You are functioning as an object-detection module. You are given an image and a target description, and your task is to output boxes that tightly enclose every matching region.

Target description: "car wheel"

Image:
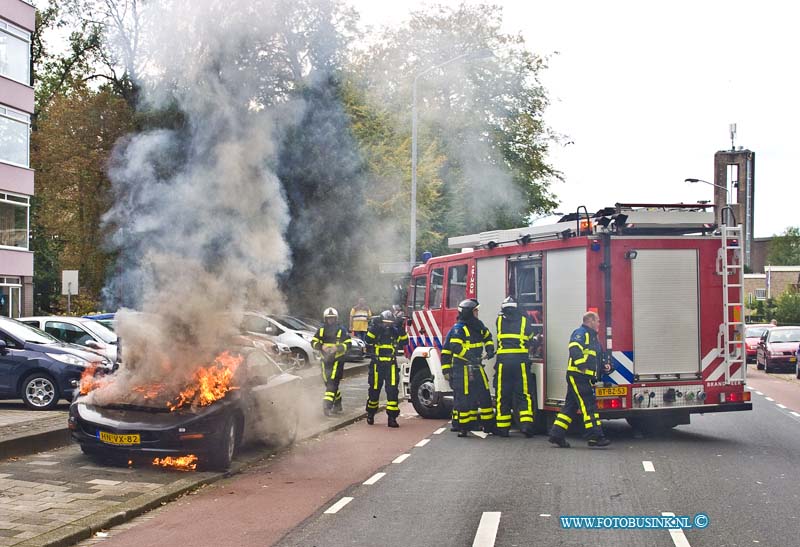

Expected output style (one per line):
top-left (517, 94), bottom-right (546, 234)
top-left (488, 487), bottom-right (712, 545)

top-left (796, 362), bottom-right (799, 380)
top-left (208, 417), bottom-right (237, 471)
top-left (756, 356), bottom-right (764, 371)
top-left (410, 368), bottom-right (450, 419)
top-left (289, 349), bottom-right (310, 369)
top-left (764, 357), bottom-right (771, 374)
top-left (21, 373), bottom-right (60, 410)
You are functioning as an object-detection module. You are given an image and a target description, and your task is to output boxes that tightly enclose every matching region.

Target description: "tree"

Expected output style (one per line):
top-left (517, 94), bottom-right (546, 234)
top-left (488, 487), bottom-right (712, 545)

top-left (774, 291), bottom-right (800, 325)
top-left (767, 226), bottom-right (800, 266)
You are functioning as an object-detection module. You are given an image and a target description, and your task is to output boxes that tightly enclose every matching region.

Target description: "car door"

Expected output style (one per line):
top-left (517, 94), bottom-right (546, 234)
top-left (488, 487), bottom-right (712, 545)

top-left (757, 331), bottom-right (768, 365)
top-left (241, 350), bottom-right (301, 446)
top-left (0, 330), bottom-right (28, 396)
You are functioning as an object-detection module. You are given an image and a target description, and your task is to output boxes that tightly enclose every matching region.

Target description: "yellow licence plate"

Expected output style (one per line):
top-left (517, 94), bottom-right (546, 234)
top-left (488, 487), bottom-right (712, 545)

top-left (98, 431), bottom-right (140, 445)
top-left (791, 356), bottom-right (797, 363)
top-left (596, 386), bottom-right (628, 397)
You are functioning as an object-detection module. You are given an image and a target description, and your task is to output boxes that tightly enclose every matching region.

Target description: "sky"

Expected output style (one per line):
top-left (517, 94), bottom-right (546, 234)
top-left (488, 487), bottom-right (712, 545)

top-left (352, 0), bottom-right (799, 237)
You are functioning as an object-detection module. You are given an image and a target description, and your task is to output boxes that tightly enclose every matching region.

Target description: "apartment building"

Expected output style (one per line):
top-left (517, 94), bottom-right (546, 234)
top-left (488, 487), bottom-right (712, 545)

top-left (0, 0), bottom-right (34, 317)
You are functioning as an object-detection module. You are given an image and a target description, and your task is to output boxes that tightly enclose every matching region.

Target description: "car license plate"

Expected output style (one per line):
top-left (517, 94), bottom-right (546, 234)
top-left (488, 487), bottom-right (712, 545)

top-left (596, 386), bottom-right (627, 397)
top-left (791, 356), bottom-right (797, 363)
top-left (98, 431), bottom-right (140, 445)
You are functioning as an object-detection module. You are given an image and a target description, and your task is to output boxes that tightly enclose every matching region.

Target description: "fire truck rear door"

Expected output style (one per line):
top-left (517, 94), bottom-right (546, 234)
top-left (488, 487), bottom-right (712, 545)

top-left (545, 247), bottom-right (587, 403)
top-left (631, 249), bottom-right (700, 377)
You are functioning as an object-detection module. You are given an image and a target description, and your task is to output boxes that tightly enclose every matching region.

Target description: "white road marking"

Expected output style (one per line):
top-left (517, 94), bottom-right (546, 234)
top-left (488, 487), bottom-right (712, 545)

top-left (324, 497), bottom-right (353, 514)
top-left (776, 403), bottom-right (787, 409)
top-left (471, 431), bottom-right (488, 439)
top-left (539, 514), bottom-right (551, 517)
top-left (755, 391), bottom-right (763, 395)
top-left (662, 512), bottom-right (691, 547)
top-left (363, 472), bottom-right (386, 485)
top-left (642, 461), bottom-right (655, 472)
top-left (791, 411), bottom-right (800, 418)
top-left (765, 397), bottom-right (774, 402)
top-left (433, 427), bottom-right (447, 435)
top-left (415, 439), bottom-right (430, 447)
top-left (472, 512), bottom-right (501, 547)
top-left (392, 453), bottom-right (410, 464)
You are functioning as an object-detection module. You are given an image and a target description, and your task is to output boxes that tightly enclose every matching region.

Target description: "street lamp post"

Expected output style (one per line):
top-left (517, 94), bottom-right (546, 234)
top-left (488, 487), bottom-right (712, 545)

top-left (685, 177), bottom-right (733, 226)
top-left (410, 50), bottom-right (491, 267)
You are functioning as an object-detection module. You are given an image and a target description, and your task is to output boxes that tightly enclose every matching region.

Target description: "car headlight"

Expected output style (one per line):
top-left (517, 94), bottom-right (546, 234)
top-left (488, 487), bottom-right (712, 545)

top-left (46, 353), bottom-right (89, 367)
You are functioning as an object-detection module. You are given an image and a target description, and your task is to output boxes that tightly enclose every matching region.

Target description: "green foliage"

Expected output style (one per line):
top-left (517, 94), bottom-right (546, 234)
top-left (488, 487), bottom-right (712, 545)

top-left (774, 292), bottom-right (800, 325)
top-left (767, 226), bottom-right (800, 266)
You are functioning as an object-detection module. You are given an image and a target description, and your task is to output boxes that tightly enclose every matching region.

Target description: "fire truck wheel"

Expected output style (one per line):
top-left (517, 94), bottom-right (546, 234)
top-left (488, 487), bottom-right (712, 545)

top-left (208, 417), bottom-right (238, 471)
top-left (626, 416), bottom-right (680, 434)
top-left (410, 369), bottom-right (450, 419)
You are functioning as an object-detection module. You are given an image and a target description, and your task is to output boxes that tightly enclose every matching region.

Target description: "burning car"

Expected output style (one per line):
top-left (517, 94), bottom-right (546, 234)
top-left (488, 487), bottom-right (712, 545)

top-left (69, 345), bottom-right (301, 470)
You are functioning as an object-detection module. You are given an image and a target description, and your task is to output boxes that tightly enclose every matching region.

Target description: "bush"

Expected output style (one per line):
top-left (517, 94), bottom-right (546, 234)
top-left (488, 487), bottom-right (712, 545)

top-left (774, 292), bottom-right (800, 325)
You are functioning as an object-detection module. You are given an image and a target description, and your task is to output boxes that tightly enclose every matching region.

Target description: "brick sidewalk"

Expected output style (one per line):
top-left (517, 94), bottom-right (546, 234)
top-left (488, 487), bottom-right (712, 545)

top-left (0, 368), bottom-right (378, 547)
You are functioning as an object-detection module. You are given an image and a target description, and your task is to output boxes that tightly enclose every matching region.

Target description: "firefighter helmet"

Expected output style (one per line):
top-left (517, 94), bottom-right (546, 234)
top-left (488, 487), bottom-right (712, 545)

top-left (457, 299), bottom-right (479, 321)
top-left (380, 310), bottom-right (395, 324)
top-left (323, 307), bottom-right (338, 320)
top-left (501, 296), bottom-right (517, 310)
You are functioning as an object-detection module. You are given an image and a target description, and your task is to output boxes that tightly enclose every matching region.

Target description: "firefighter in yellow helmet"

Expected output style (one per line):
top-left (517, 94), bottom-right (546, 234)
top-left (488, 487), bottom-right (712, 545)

top-left (311, 307), bottom-right (352, 417)
top-left (548, 311), bottom-right (611, 448)
top-left (441, 299), bottom-right (495, 437)
top-left (364, 310), bottom-right (408, 427)
top-left (494, 296), bottom-right (537, 437)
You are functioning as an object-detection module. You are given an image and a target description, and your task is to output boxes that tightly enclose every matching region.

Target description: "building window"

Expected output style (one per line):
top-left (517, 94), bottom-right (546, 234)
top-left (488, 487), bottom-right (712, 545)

top-left (755, 288), bottom-right (766, 301)
top-left (0, 21), bottom-right (31, 85)
top-left (0, 192), bottom-right (29, 250)
top-left (0, 105), bottom-right (30, 167)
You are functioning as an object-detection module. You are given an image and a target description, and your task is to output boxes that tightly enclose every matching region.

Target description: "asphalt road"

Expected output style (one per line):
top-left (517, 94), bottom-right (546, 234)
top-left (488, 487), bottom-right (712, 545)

top-left (75, 370), bottom-right (800, 547)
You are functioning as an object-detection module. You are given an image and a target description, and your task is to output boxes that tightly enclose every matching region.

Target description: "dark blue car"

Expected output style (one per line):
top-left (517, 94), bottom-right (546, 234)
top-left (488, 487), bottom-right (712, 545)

top-left (0, 316), bottom-right (112, 410)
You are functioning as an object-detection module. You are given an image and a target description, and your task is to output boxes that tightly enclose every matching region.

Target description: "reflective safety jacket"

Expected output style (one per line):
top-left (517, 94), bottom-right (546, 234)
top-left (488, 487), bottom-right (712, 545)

top-left (312, 324), bottom-right (351, 360)
top-left (495, 310), bottom-right (535, 356)
top-left (441, 320), bottom-right (495, 373)
top-left (567, 324), bottom-right (603, 378)
top-left (365, 322), bottom-right (408, 363)
top-left (350, 306), bottom-right (372, 332)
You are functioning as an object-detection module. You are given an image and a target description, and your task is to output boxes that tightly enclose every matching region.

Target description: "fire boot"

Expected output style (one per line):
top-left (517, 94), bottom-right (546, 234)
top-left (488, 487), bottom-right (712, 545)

top-left (457, 430), bottom-right (469, 438)
top-left (522, 426), bottom-right (536, 438)
top-left (588, 436), bottom-right (611, 447)
top-left (387, 416), bottom-right (399, 428)
top-left (366, 412), bottom-right (375, 425)
top-left (334, 399), bottom-right (343, 413)
top-left (494, 428), bottom-right (510, 438)
top-left (548, 435), bottom-right (570, 448)
top-left (323, 402), bottom-right (332, 417)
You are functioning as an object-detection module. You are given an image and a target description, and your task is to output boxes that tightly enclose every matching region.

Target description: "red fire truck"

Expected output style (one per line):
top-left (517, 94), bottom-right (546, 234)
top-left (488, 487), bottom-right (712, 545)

top-left (399, 203), bottom-right (752, 432)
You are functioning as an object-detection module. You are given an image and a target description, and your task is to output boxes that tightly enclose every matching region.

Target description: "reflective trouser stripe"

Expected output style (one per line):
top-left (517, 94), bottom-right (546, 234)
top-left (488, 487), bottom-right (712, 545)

top-left (373, 363), bottom-right (379, 390)
top-left (495, 363), bottom-right (504, 422)
top-left (386, 402), bottom-right (400, 411)
top-left (463, 366), bottom-right (469, 395)
top-left (479, 407), bottom-right (493, 422)
top-left (391, 365), bottom-right (396, 385)
top-left (332, 360), bottom-right (339, 379)
top-left (553, 419), bottom-right (570, 430)
top-left (568, 375), bottom-right (595, 429)
top-left (520, 362), bottom-right (533, 422)
top-left (479, 366), bottom-right (490, 390)
top-left (367, 401), bottom-right (379, 409)
top-left (324, 391), bottom-right (335, 402)
top-left (321, 363), bottom-right (328, 382)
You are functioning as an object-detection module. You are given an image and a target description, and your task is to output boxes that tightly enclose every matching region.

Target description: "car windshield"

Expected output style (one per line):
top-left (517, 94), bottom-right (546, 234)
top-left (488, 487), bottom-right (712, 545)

top-left (79, 319), bottom-right (117, 344)
top-left (746, 327), bottom-right (769, 338)
top-left (0, 317), bottom-right (60, 344)
top-left (769, 329), bottom-right (800, 343)
top-left (271, 315), bottom-right (312, 331)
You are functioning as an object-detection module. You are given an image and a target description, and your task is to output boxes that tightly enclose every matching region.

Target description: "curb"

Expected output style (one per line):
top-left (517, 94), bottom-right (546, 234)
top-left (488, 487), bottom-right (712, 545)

top-left (0, 426), bottom-right (70, 462)
top-left (18, 410), bottom-right (372, 547)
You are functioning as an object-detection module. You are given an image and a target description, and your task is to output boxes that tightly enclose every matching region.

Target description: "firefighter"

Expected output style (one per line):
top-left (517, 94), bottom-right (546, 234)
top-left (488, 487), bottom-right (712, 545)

top-left (349, 297), bottom-right (372, 341)
top-left (441, 299), bottom-right (495, 437)
top-left (311, 308), bottom-right (351, 417)
top-left (364, 310), bottom-right (408, 427)
top-left (548, 311), bottom-right (611, 448)
top-left (494, 297), bottom-right (536, 437)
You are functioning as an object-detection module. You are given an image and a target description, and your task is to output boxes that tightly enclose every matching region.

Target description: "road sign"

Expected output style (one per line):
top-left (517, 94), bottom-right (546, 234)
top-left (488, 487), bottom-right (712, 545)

top-left (61, 270), bottom-right (79, 296)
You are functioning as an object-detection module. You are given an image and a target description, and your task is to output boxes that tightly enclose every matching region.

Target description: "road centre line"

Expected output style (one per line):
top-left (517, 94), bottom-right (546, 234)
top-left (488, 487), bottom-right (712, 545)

top-left (765, 397), bottom-right (775, 401)
top-left (642, 461), bottom-right (655, 472)
top-left (324, 497), bottom-right (353, 514)
top-left (415, 439), bottom-right (430, 447)
top-left (791, 411), bottom-right (800, 418)
top-left (363, 473), bottom-right (386, 485)
top-left (755, 391), bottom-right (763, 395)
top-left (392, 453), bottom-right (410, 464)
top-left (776, 403), bottom-right (787, 409)
top-left (433, 427), bottom-right (446, 434)
top-left (472, 512), bottom-right (501, 547)
top-left (661, 512), bottom-right (691, 547)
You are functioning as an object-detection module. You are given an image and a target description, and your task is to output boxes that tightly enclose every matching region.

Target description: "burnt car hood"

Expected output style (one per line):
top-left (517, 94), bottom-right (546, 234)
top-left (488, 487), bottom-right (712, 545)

top-left (73, 396), bottom-right (238, 430)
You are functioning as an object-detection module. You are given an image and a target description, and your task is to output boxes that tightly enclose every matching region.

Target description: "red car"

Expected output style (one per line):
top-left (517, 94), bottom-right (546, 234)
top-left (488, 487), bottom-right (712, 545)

top-left (756, 326), bottom-right (800, 373)
top-left (745, 324), bottom-right (774, 363)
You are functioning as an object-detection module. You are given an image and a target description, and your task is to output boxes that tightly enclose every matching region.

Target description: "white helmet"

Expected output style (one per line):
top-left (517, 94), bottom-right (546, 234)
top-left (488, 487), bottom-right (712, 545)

top-left (323, 307), bottom-right (338, 320)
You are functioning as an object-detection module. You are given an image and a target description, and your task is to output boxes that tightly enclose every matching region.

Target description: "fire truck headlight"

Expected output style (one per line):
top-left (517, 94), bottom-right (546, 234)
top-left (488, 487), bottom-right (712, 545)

top-left (697, 391), bottom-right (706, 401)
top-left (635, 393), bottom-right (645, 404)
top-left (685, 391), bottom-right (695, 401)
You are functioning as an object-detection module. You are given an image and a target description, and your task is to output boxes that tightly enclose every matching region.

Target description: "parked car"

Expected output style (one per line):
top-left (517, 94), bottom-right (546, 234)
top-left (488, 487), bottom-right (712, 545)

top-left (83, 313), bottom-right (116, 332)
top-left (69, 344), bottom-right (301, 470)
top-left (20, 316), bottom-right (118, 364)
top-left (239, 312), bottom-right (319, 369)
top-left (745, 323), bottom-right (774, 363)
top-left (756, 326), bottom-right (800, 373)
top-left (0, 316), bottom-right (112, 410)
top-left (270, 314), bottom-right (366, 362)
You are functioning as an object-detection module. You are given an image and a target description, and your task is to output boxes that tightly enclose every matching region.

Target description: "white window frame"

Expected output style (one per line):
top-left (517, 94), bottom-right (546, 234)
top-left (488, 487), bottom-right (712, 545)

top-left (755, 288), bottom-right (766, 301)
top-left (0, 191), bottom-right (30, 251)
top-left (0, 104), bottom-right (30, 168)
top-left (0, 19), bottom-right (31, 85)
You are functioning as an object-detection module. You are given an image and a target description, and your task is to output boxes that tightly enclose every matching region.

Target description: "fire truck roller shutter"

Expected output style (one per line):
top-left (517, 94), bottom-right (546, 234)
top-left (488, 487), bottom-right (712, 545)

top-left (476, 255), bottom-right (505, 392)
top-left (632, 249), bottom-right (700, 376)
top-left (545, 247), bottom-right (587, 407)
